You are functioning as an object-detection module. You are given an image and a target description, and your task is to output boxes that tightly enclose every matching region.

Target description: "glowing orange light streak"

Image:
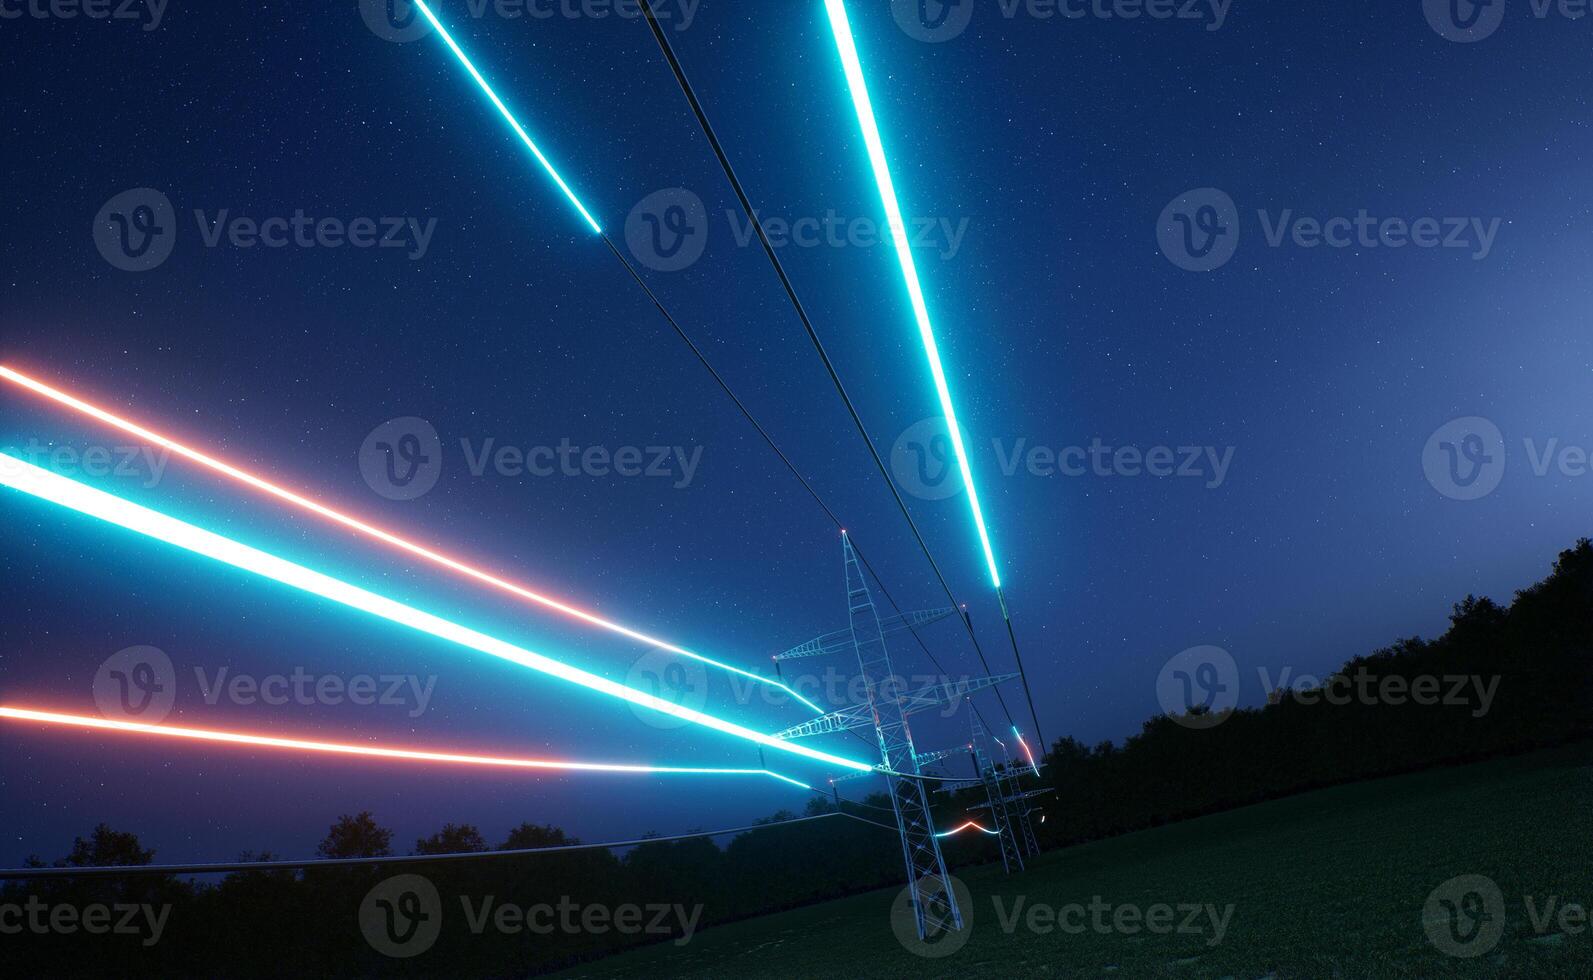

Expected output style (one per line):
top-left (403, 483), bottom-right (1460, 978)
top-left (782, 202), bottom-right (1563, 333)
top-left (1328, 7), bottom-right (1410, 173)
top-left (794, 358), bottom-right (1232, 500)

top-left (0, 706), bottom-right (812, 788)
top-left (0, 364), bottom-right (818, 712)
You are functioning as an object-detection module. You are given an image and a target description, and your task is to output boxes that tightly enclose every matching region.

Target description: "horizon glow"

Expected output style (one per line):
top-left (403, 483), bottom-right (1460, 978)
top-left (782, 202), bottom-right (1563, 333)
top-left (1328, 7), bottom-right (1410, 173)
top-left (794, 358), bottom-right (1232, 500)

top-left (410, 0), bottom-right (602, 234)
top-left (0, 455), bottom-right (872, 773)
top-left (0, 706), bottom-right (812, 789)
top-left (823, 0), bottom-right (1002, 589)
top-left (0, 365), bottom-right (820, 714)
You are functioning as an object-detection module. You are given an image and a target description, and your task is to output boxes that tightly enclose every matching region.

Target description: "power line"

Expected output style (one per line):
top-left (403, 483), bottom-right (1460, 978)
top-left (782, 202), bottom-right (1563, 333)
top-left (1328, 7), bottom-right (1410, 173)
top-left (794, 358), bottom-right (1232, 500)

top-left (602, 232), bottom-right (1001, 744)
top-left (635, 0), bottom-right (1027, 737)
top-left (0, 812), bottom-right (895, 880)
top-left (409, 0), bottom-right (1025, 754)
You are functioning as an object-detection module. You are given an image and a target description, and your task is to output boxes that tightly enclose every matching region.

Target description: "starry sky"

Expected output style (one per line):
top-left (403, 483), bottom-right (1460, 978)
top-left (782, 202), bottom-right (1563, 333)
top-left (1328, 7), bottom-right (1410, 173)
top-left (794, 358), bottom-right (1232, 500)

top-left (2, 0), bottom-right (1591, 866)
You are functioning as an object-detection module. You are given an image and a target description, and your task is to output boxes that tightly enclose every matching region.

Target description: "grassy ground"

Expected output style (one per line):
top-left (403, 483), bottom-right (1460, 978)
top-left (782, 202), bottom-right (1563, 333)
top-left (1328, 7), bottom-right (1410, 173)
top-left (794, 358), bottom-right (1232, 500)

top-left (553, 744), bottom-right (1592, 978)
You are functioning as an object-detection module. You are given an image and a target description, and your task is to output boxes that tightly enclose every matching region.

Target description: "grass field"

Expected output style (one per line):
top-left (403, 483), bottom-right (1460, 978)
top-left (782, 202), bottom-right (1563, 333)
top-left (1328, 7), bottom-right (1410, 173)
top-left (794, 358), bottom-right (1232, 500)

top-left (555, 744), bottom-right (1592, 978)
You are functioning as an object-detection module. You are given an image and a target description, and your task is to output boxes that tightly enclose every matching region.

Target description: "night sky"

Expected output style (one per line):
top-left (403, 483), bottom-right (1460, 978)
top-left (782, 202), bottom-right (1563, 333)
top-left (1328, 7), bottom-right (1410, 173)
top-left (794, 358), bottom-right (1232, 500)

top-left (3, 0), bottom-right (1591, 866)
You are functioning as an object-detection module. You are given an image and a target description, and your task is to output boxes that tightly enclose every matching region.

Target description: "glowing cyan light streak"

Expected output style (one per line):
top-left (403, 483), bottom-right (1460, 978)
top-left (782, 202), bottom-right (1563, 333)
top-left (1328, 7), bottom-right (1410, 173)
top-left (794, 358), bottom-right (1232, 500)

top-left (410, 0), bottom-right (601, 234)
top-left (935, 820), bottom-right (999, 839)
top-left (0, 365), bottom-right (820, 714)
top-left (0, 707), bottom-right (811, 789)
top-left (1013, 726), bottom-right (1041, 777)
top-left (823, 0), bottom-right (1002, 589)
top-left (0, 456), bottom-right (872, 773)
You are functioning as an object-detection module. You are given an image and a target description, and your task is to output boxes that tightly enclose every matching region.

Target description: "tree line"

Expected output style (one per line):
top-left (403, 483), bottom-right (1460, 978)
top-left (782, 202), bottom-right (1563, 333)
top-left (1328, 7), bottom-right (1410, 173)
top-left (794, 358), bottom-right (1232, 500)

top-left (4, 540), bottom-right (1590, 976)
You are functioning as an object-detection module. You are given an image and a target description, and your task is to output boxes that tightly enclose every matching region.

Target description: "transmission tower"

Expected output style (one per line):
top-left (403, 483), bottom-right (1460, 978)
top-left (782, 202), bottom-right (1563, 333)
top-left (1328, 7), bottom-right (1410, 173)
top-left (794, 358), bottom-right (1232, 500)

top-left (969, 714), bottom-right (1025, 873)
top-left (992, 737), bottom-right (1042, 859)
top-left (840, 532), bottom-right (960, 939)
top-left (769, 534), bottom-right (1028, 938)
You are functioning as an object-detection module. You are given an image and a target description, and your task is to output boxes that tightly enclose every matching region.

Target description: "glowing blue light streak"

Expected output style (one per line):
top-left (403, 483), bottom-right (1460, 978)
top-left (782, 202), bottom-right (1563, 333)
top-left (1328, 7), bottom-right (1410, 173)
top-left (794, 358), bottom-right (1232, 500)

top-left (823, 0), bottom-right (1002, 589)
top-left (0, 455), bottom-right (870, 773)
top-left (411, 0), bottom-right (602, 234)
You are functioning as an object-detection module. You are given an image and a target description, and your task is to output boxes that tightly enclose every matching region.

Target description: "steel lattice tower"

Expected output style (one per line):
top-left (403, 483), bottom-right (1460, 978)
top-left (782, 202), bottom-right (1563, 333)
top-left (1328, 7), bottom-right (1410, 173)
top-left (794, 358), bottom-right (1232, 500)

top-left (970, 714), bottom-right (1025, 874)
top-left (842, 532), bottom-right (962, 940)
top-left (995, 740), bottom-right (1042, 859)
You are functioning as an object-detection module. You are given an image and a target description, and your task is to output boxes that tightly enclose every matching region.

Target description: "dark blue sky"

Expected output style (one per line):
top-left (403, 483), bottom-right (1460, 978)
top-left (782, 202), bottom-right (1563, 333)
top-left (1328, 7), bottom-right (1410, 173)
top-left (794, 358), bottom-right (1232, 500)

top-left (2, 0), bottom-right (1590, 865)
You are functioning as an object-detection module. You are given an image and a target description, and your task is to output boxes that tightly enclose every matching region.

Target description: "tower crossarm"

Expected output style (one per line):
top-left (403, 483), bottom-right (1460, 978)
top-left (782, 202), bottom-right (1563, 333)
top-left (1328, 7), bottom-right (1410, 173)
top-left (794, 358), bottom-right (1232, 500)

top-left (771, 673), bottom-right (1019, 740)
top-left (772, 607), bottom-right (958, 662)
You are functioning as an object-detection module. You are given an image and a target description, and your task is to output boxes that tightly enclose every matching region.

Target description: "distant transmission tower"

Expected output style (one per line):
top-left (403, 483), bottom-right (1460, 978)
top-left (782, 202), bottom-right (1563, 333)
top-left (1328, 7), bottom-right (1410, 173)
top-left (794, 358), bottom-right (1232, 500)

top-left (969, 714), bottom-right (1025, 873)
top-left (770, 534), bottom-right (1020, 940)
top-left (992, 736), bottom-right (1043, 859)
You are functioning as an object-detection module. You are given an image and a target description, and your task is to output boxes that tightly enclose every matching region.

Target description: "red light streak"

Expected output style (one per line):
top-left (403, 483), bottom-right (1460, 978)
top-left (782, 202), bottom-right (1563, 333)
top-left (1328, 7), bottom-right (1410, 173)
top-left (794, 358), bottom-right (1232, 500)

top-left (0, 706), bottom-right (811, 787)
